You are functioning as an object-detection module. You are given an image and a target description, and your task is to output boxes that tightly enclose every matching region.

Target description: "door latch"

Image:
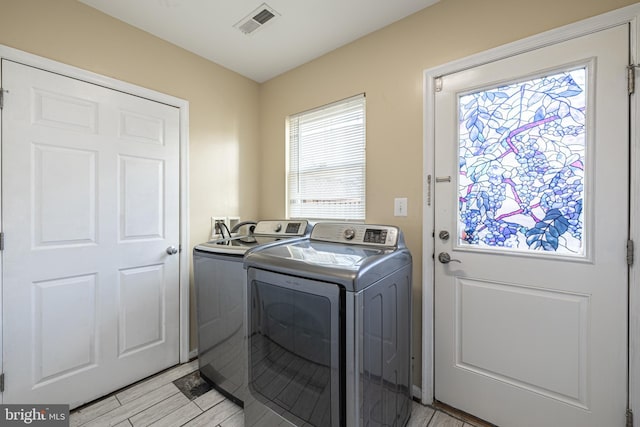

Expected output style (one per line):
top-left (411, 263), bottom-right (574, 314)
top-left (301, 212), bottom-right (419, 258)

top-left (438, 252), bottom-right (461, 264)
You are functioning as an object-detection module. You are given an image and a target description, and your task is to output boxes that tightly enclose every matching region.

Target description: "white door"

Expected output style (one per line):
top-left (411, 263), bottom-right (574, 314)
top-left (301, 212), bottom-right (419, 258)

top-left (1, 60), bottom-right (180, 408)
top-left (434, 25), bottom-right (628, 426)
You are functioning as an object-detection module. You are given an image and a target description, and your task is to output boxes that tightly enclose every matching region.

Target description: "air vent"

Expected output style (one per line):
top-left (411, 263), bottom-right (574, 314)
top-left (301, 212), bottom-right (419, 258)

top-left (234, 3), bottom-right (279, 35)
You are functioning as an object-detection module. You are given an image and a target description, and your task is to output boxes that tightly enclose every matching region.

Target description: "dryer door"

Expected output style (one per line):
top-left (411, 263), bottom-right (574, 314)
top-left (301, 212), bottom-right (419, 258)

top-left (246, 268), bottom-right (343, 427)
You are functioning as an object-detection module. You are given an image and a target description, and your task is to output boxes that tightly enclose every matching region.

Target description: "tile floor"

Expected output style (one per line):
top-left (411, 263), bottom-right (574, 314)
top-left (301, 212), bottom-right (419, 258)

top-left (70, 360), bottom-right (491, 427)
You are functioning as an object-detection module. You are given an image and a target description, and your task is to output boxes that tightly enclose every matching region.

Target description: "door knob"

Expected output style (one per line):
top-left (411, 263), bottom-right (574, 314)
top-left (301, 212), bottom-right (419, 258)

top-left (438, 252), bottom-right (461, 264)
top-left (166, 246), bottom-right (178, 255)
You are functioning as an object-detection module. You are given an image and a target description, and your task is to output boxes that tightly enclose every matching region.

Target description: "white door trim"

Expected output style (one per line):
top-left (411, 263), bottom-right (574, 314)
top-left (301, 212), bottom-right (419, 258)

top-left (423, 2), bottom-right (640, 423)
top-left (0, 45), bottom-right (192, 376)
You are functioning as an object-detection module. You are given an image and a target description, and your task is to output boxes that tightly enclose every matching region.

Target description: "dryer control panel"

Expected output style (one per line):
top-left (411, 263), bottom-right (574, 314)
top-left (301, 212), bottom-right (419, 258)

top-left (310, 223), bottom-right (400, 247)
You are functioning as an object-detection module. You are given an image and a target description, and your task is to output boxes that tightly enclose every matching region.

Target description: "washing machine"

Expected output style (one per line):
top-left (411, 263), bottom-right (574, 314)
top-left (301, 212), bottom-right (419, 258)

top-left (243, 222), bottom-right (412, 426)
top-left (193, 219), bottom-right (310, 405)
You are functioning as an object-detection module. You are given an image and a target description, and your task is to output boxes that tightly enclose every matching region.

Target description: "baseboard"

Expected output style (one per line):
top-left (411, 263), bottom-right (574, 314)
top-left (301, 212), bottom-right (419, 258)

top-left (188, 349), bottom-right (198, 360)
top-left (412, 385), bottom-right (422, 401)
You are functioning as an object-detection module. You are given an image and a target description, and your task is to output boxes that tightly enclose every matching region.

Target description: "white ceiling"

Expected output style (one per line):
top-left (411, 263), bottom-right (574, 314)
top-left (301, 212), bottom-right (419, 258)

top-left (79, 0), bottom-right (439, 83)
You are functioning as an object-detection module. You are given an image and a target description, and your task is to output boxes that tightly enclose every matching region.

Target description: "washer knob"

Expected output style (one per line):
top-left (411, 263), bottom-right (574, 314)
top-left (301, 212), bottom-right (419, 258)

top-left (274, 223), bottom-right (282, 232)
top-left (344, 228), bottom-right (356, 240)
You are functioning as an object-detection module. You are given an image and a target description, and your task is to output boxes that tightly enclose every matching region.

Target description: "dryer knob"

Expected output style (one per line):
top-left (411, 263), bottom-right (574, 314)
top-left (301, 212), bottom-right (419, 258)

top-left (344, 228), bottom-right (356, 240)
top-left (274, 223), bottom-right (282, 232)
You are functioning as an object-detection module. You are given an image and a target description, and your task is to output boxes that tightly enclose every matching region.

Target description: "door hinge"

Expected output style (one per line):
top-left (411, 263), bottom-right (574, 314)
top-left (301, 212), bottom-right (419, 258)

top-left (628, 239), bottom-right (634, 266)
top-left (0, 373), bottom-right (4, 392)
top-left (435, 77), bottom-right (443, 92)
top-left (0, 88), bottom-right (10, 109)
top-left (629, 65), bottom-right (639, 95)
top-left (0, 232), bottom-right (5, 251)
top-left (627, 408), bottom-right (633, 427)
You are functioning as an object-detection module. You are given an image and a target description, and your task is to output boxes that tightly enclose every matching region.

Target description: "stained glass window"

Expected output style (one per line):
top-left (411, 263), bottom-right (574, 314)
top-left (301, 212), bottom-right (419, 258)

top-left (458, 68), bottom-right (586, 254)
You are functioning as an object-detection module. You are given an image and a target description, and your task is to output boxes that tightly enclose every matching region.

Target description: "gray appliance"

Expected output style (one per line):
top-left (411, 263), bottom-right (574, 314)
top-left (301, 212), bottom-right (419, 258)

top-left (193, 220), bottom-right (310, 405)
top-left (243, 222), bottom-right (412, 426)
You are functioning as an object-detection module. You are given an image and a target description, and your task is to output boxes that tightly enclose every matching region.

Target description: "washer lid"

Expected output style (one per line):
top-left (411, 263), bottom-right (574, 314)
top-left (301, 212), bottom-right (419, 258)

top-left (194, 234), bottom-right (310, 255)
top-left (195, 219), bottom-right (311, 254)
top-left (194, 236), bottom-right (257, 254)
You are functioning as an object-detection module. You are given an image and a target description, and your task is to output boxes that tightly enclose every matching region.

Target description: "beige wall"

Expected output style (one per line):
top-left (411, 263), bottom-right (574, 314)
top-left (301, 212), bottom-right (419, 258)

top-left (1, 0), bottom-right (637, 392)
top-left (0, 0), bottom-right (261, 349)
top-left (258, 0), bottom-right (638, 387)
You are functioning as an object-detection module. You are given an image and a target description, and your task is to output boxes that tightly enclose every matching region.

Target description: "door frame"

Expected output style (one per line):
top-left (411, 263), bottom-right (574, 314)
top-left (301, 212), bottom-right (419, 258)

top-left (422, 2), bottom-right (640, 423)
top-left (0, 45), bottom-right (192, 381)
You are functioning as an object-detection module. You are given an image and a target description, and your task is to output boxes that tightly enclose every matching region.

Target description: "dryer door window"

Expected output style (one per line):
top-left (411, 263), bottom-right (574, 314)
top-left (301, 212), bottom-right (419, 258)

top-left (247, 268), bottom-right (342, 427)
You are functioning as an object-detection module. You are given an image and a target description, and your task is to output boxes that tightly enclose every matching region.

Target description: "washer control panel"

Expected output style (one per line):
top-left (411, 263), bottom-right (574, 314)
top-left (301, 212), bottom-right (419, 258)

top-left (253, 220), bottom-right (309, 236)
top-left (311, 223), bottom-right (399, 247)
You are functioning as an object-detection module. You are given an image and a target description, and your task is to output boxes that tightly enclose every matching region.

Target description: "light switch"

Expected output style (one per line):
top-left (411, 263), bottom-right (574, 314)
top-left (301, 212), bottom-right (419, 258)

top-left (394, 198), bottom-right (408, 217)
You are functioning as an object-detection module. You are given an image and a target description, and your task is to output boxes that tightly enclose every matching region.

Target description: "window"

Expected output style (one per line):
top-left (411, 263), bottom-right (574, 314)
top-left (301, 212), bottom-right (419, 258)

top-left (458, 68), bottom-right (586, 254)
top-left (287, 94), bottom-right (366, 220)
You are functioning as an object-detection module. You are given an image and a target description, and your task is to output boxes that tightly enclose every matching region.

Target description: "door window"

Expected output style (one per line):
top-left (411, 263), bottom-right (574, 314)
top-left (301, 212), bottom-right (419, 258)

top-left (458, 67), bottom-right (587, 255)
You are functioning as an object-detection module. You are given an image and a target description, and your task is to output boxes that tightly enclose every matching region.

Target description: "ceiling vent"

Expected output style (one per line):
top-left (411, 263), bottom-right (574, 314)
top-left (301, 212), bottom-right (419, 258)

top-left (234, 3), bottom-right (279, 35)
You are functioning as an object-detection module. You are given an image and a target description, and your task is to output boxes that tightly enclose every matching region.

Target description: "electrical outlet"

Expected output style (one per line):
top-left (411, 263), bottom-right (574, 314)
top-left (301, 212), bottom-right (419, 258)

top-left (394, 198), bottom-right (408, 217)
top-left (228, 216), bottom-right (241, 233)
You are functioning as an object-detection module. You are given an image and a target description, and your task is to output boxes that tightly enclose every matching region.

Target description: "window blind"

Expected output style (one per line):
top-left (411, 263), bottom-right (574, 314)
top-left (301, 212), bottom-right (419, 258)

top-left (288, 94), bottom-right (366, 220)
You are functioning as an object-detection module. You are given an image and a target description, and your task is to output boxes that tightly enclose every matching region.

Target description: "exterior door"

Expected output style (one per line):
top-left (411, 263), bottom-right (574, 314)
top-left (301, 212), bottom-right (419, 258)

top-left (1, 60), bottom-right (180, 408)
top-left (434, 25), bottom-right (629, 426)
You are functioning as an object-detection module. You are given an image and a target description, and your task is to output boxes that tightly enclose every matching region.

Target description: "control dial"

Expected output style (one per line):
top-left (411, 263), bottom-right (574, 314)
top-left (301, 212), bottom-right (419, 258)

top-left (343, 228), bottom-right (356, 240)
top-left (273, 223), bottom-right (282, 232)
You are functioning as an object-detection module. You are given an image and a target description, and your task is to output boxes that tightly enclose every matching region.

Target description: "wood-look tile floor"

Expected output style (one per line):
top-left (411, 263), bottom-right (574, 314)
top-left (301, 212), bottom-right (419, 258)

top-left (70, 360), bottom-right (492, 427)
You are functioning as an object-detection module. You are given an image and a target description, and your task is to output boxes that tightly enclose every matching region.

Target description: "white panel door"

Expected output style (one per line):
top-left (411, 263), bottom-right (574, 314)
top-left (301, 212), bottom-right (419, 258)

top-left (434, 26), bottom-right (628, 426)
top-left (1, 60), bottom-right (180, 408)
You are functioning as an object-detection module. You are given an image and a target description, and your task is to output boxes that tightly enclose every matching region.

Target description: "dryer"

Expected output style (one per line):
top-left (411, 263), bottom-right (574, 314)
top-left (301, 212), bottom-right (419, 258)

top-left (243, 222), bottom-right (412, 426)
